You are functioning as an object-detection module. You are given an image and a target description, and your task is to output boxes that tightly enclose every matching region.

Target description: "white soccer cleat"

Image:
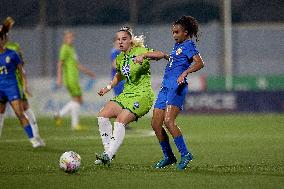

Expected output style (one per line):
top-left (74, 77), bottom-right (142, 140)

top-left (30, 137), bottom-right (46, 148)
top-left (36, 136), bottom-right (46, 147)
top-left (94, 159), bottom-right (103, 165)
top-left (30, 137), bottom-right (41, 148)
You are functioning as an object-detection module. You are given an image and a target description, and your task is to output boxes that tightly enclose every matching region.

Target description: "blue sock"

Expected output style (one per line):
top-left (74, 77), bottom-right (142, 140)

top-left (24, 124), bottom-right (34, 138)
top-left (159, 141), bottom-right (175, 159)
top-left (174, 135), bottom-right (189, 157)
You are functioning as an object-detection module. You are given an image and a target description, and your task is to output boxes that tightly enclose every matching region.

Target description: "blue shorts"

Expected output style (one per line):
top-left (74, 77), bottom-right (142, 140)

top-left (154, 83), bottom-right (188, 110)
top-left (0, 84), bottom-right (22, 103)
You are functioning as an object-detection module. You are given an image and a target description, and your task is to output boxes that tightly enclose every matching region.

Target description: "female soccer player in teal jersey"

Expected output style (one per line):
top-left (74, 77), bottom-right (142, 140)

top-left (55, 31), bottom-right (96, 130)
top-left (0, 17), bottom-right (44, 148)
top-left (135, 16), bottom-right (205, 170)
top-left (95, 26), bottom-right (166, 165)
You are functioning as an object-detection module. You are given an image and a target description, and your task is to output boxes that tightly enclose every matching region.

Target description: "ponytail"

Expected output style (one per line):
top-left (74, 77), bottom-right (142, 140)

top-left (132, 35), bottom-right (145, 48)
top-left (119, 26), bottom-right (146, 48)
top-left (0, 17), bottom-right (14, 39)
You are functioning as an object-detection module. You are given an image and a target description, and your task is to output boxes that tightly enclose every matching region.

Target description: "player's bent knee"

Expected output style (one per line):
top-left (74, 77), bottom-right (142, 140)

top-left (97, 107), bottom-right (108, 117)
top-left (17, 113), bottom-right (28, 121)
top-left (114, 118), bottom-right (126, 125)
top-left (17, 113), bottom-right (25, 119)
top-left (151, 123), bottom-right (161, 131)
top-left (97, 111), bottom-right (111, 118)
top-left (164, 118), bottom-right (175, 128)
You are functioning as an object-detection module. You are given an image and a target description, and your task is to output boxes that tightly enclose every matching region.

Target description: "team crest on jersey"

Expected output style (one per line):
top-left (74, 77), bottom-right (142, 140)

top-left (122, 64), bottom-right (130, 81)
top-left (175, 48), bottom-right (182, 55)
top-left (5, 56), bottom-right (11, 64)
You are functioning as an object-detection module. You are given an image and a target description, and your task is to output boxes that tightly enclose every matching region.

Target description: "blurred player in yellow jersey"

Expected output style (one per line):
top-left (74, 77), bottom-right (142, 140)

top-left (55, 31), bottom-right (96, 130)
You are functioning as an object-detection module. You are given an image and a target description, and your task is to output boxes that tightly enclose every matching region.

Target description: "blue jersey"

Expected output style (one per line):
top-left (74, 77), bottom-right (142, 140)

top-left (110, 48), bottom-right (121, 77)
top-left (0, 49), bottom-right (21, 87)
top-left (162, 40), bottom-right (199, 88)
top-left (110, 48), bottom-right (121, 62)
top-left (110, 48), bottom-right (124, 96)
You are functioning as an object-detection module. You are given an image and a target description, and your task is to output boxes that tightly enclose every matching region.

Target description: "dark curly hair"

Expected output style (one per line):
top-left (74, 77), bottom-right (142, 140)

top-left (173, 15), bottom-right (199, 41)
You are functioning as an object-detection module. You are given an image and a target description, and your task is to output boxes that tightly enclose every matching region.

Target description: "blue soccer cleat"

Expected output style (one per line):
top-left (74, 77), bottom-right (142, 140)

top-left (154, 156), bottom-right (177, 169)
top-left (177, 153), bottom-right (193, 170)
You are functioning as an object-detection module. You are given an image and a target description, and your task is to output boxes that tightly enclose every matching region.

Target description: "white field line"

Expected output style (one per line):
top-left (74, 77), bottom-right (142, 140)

top-left (0, 130), bottom-right (156, 143)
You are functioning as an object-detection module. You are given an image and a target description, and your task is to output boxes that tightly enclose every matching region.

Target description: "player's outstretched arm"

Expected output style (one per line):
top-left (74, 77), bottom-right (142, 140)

top-left (98, 72), bottom-right (123, 96)
top-left (78, 63), bottom-right (96, 79)
top-left (134, 51), bottom-right (168, 64)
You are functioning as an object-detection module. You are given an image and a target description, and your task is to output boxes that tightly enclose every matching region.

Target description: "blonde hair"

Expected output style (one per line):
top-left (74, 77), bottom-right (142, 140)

top-left (119, 26), bottom-right (145, 48)
top-left (64, 30), bottom-right (73, 37)
top-left (132, 35), bottom-right (145, 48)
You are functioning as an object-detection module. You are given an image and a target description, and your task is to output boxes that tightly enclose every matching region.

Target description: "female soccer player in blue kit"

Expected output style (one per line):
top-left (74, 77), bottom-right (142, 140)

top-left (135, 16), bottom-right (204, 170)
top-left (0, 17), bottom-right (43, 148)
top-left (0, 17), bottom-right (45, 147)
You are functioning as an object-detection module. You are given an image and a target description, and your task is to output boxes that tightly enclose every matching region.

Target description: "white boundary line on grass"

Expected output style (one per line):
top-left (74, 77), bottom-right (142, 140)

top-left (0, 130), bottom-right (156, 143)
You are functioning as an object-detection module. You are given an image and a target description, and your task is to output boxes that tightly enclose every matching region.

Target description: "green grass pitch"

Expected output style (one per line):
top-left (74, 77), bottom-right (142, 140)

top-left (0, 114), bottom-right (283, 189)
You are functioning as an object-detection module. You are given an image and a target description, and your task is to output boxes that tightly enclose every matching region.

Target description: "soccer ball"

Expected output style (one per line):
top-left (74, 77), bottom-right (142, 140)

top-left (59, 151), bottom-right (81, 173)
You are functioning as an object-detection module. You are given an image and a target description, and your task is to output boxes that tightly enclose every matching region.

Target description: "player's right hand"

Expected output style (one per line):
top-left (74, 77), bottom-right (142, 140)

top-left (98, 87), bottom-right (109, 96)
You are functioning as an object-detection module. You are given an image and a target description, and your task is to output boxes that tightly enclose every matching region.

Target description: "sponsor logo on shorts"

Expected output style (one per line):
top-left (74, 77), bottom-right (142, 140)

top-left (133, 102), bottom-right (139, 110)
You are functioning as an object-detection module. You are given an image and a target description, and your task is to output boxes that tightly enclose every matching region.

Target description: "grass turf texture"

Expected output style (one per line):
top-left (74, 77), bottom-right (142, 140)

top-left (0, 114), bottom-right (283, 189)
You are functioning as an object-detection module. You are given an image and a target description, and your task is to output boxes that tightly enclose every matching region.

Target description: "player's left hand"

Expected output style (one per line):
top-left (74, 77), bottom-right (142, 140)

top-left (24, 86), bottom-right (32, 97)
top-left (134, 55), bottom-right (144, 64)
top-left (177, 73), bottom-right (187, 85)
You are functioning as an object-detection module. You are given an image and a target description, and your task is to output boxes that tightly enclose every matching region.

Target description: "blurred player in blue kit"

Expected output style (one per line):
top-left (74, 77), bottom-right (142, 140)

top-left (135, 16), bottom-right (205, 170)
top-left (0, 17), bottom-right (45, 148)
top-left (110, 37), bottom-right (124, 96)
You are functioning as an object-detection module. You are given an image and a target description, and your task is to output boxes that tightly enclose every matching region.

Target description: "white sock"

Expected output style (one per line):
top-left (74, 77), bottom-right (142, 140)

top-left (97, 117), bottom-right (113, 152)
top-left (106, 122), bottom-right (125, 159)
top-left (71, 101), bottom-right (80, 128)
top-left (0, 113), bottom-right (4, 137)
top-left (59, 101), bottom-right (74, 117)
top-left (25, 108), bottom-right (40, 138)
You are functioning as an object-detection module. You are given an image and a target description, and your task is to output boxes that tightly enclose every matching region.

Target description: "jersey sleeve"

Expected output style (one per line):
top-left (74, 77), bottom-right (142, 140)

top-left (59, 45), bottom-right (68, 61)
top-left (110, 48), bottom-right (121, 62)
top-left (145, 47), bottom-right (154, 53)
top-left (13, 51), bottom-right (21, 66)
top-left (184, 42), bottom-right (199, 59)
